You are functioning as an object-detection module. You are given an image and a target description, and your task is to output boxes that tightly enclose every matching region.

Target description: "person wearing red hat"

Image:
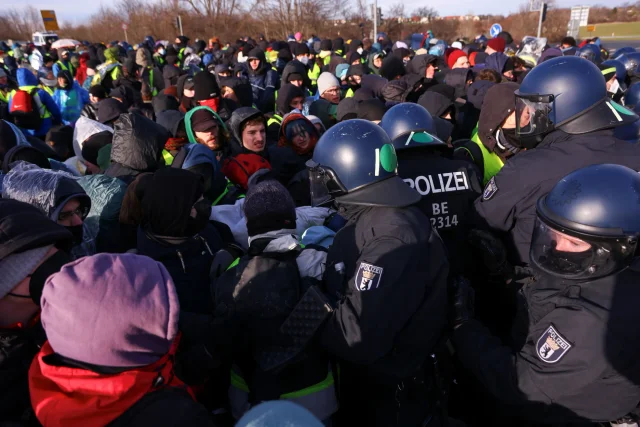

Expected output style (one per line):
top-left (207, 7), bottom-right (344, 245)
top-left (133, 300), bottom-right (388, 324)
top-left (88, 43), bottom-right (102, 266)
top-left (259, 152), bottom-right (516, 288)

top-left (448, 49), bottom-right (470, 70)
top-left (485, 37), bottom-right (506, 55)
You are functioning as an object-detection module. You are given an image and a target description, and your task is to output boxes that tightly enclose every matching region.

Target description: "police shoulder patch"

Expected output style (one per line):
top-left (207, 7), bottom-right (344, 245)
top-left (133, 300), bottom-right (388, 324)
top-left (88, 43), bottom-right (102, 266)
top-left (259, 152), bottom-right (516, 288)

top-left (355, 262), bottom-right (384, 292)
top-left (482, 176), bottom-right (498, 201)
top-left (536, 324), bottom-right (572, 364)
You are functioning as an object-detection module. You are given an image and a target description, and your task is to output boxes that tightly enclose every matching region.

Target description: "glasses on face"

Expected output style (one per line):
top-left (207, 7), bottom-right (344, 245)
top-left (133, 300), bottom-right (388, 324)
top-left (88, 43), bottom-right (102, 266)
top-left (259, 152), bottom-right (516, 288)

top-left (58, 206), bottom-right (89, 222)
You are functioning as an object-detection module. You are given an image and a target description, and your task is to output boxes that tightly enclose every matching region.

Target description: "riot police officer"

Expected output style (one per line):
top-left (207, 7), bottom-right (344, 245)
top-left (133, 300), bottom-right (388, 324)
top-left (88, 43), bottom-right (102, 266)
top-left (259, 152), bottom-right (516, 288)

top-left (308, 119), bottom-right (450, 426)
top-left (452, 164), bottom-right (640, 424)
top-left (380, 103), bottom-right (482, 274)
top-left (474, 56), bottom-right (640, 265)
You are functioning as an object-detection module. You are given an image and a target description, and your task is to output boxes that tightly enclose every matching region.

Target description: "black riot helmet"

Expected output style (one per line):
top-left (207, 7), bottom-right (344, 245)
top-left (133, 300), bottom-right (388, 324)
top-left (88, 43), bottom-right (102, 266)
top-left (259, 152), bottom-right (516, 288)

top-left (514, 56), bottom-right (639, 147)
top-left (617, 52), bottom-right (640, 74)
top-left (625, 82), bottom-right (640, 108)
top-left (306, 119), bottom-right (420, 208)
top-left (531, 164), bottom-right (640, 280)
top-left (379, 103), bottom-right (446, 151)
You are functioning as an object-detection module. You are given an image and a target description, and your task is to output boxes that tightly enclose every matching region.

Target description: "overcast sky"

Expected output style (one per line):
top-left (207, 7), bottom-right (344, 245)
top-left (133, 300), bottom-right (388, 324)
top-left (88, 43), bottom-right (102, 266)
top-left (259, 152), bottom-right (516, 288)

top-left (8, 0), bottom-right (628, 27)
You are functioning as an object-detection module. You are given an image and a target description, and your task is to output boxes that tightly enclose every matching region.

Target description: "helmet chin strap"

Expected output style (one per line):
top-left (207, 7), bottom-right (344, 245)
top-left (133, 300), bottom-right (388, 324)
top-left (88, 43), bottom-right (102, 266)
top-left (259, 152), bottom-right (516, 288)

top-left (494, 128), bottom-right (521, 155)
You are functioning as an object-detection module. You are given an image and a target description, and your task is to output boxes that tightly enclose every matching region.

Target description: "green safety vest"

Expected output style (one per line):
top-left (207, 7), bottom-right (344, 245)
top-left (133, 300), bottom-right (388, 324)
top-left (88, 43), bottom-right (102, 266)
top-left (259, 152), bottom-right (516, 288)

top-left (308, 63), bottom-right (321, 87)
top-left (10, 86), bottom-right (52, 119)
top-left (267, 114), bottom-right (283, 128)
top-left (40, 85), bottom-right (54, 96)
top-left (162, 149), bottom-right (174, 166)
top-left (345, 88), bottom-right (354, 98)
top-left (149, 68), bottom-right (157, 96)
top-left (454, 126), bottom-right (504, 185)
top-left (56, 60), bottom-right (75, 77)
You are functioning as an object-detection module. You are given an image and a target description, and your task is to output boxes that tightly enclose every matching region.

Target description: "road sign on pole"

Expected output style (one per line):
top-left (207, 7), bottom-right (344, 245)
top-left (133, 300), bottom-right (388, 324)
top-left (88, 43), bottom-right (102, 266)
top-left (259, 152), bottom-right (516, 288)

top-left (567, 6), bottom-right (589, 38)
top-left (40, 10), bottom-right (60, 31)
top-left (490, 23), bottom-right (502, 38)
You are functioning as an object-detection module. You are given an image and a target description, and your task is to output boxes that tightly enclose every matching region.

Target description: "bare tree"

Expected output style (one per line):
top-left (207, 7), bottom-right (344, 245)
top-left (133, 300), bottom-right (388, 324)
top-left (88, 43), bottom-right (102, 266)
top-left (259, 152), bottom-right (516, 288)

top-left (387, 2), bottom-right (405, 19)
top-left (414, 6), bottom-right (438, 21)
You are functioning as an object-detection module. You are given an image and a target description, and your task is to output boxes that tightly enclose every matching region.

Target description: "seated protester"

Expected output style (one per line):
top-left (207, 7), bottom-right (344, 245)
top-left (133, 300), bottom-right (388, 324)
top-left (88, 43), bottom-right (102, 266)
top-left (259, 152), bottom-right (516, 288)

top-left (110, 80), bottom-right (142, 110)
top-left (453, 83), bottom-right (521, 185)
top-left (185, 106), bottom-right (230, 157)
top-left (0, 200), bottom-right (72, 426)
top-left (267, 84), bottom-right (305, 143)
top-left (81, 85), bottom-right (107, 121)
top-left (485, 52), bottom-right (516, 82)
top-left (163, 55), bottom-right (182, 88)
top-left (8, 68), bottom-right (62, 139)
top-left (352, 74), bottom-right (388, 102)
top-left (229, 107), bottom-right (269, 157)
top-left (219, 76), bottom-right (254, 108)
top-left (68, 116), bottom-right (113, 175)
top-left (213, 180), bottom-right (338, 422)
top-left (45, 124), bottom-right (74, 161)
top-left (94, 46), bottom-right (123, 91)
top-left (281, 59), bottom-right (312, 94)
top-left (316, 72), bottom-right (341, 106)
top-left (246, 48), bottom-right (279, 113)
top-left (448, 49), bottom-right (470, 70)
top-left (137, 169), bottom-right (224, 314)
top-left (346, 51), bottom-right (362, 67)
top-left (444, 67), bottom-right (473, 100)
top-left (406, 54), bottom-right (438, 88)
top-left (418, 84), bottom-right (457, 124)
top-left (368, 50), bottom-right (385, 75)
top-left (344, 64), bottom-right (369, 98)
top-left (213, 63), bottom-right (232, 82)
top-left (392, 47), bottom-right (413, 66)
top-left (156, 110), bottom-right (187, 165)
top-left (379, 55), bottom-right (406, 81)
top-left (29, 253), bottom-right (216, 427)
top-left (356, 98), bottom-right (387, 124)
top-left (52, 71), bottom-right (90, 126)
top-left (97, 97), bottom-right (127, 126)
top-left (337, 98), bottom-right (358, 122)
top-left (193, 70), bottom-right (236, 122)
top-left (306, 115), bottom-right (327, 136)
top-left (38, 70), bottom-right (57, 97)
top-left (177, 75), bottom-right (197, 113)
top-left (381, 73), bottom-right (425, 104)
top-left (308, 98), bottom-right (337, 131)
top-left (273, 113), bottom-right (319, 205)
top-left (105, 113), bottom-right (170, 184)
top-left (152, 92), bottom-right (180, 116)
top-left (2, 163), bottom-right (95, 259)
top-left (83, 59), bottom-right (101, 90)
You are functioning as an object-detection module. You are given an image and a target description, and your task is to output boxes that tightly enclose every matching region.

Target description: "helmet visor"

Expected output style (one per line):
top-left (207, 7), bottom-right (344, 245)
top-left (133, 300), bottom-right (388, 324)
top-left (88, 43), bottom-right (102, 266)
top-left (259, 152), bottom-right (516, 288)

top-left (515, 94), bottom-right (555, 137)
top-left (530, 217), bottom-right (637, 280)
top-left (308, 165), bottom-right (346, 207)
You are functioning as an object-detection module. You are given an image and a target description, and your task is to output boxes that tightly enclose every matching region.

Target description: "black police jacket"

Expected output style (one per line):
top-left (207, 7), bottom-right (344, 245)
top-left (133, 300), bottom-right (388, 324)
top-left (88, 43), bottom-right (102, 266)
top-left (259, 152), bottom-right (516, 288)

top-left (452, 266), bottom-right (640, 423)
top-left (320, 204), bottom-right (449, 382)
top-left (397, 149), bottom-right (482, 273)
top-left (474, 129), bottom-right (640, 265)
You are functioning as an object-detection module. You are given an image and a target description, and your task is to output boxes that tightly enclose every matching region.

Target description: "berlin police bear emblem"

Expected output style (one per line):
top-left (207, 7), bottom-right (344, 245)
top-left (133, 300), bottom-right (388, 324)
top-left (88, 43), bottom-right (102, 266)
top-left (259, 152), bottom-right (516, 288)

top-left (355, 262), bottom-right (384, 292)
top-left (536, 325), bottom-right (572, 363)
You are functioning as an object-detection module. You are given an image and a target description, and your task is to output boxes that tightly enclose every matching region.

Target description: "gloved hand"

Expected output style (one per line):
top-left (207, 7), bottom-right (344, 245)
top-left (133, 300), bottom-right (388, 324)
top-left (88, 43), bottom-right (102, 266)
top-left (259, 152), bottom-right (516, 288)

top-left (468, 229), bottom-right (514, 280)
top-left (450, 276), bottom-right (475, 330)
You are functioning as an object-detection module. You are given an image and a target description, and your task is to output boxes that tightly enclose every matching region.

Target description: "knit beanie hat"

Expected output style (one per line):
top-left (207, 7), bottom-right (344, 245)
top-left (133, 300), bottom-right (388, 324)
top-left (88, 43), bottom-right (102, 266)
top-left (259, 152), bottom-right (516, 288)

top-left (380, 56), bottom-right (406, 81)
top-left (447, 49), bottom-right (468, 69)
top-left (317, 72), bottom-right (340, 96)
top-left (243, 180), bottom-right (296, 237)
top-left (487, 37), bottom-right (506, 53)
top-left (320, 39), bottom-right (332, 51)
top-left (41, 253), bottom-right (180, 367)
top-left (89, 85), bottom-right (107, 99)
top-left (0, 245), bottom-right (52, 299)
top-left (193, 70), bottom-right (220, 101)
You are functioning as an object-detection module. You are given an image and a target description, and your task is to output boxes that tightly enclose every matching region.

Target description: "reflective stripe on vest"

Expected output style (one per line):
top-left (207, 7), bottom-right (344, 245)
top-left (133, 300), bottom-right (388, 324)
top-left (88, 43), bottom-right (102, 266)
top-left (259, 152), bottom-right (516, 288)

top-left (162, 149), bottom-right (174, 165)
top-left (56, 60), bottom-right (75, 77)
top-left (308, 63), bottom-right (321, 85)
top-left (230, 367), bottom-right (337, 421)
top-left (267, 114), bottom-right (282, 127)
top-left (470, 126), bottom-right (504, 185)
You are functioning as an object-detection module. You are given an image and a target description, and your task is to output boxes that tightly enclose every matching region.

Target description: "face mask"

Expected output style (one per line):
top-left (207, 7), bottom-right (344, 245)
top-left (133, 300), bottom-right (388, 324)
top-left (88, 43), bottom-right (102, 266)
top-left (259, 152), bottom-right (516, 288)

top-left (199, 98), bottom-right (220, 113)
top-left (357, 47), bottom-right (364, 55)
top-left (65, 225), bottom-right (84, 245)
top-left (187, 198), bottom-right (212, 235)
top-left (28, 250), bottom-right (71, 305)
top-left (158, 49), bottom-right (166, 56)
top-left (299, 56), bottom-right (309, 66)
top-left (403, 58), bottom-right (410, 66)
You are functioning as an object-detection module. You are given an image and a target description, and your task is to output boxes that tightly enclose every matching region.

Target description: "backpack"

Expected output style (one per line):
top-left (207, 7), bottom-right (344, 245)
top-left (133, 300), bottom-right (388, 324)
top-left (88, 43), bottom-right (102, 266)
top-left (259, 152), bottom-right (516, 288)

top-left (10, 88), bottom-right (42, 130)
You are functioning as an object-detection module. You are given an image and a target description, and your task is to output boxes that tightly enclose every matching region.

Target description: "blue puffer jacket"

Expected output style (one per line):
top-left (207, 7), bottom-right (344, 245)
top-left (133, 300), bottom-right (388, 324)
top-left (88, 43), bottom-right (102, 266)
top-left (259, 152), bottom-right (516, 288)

top-left (8, 69), bottom-right (61, 137)
top-left (247, 49), bottom-right (279, 113)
